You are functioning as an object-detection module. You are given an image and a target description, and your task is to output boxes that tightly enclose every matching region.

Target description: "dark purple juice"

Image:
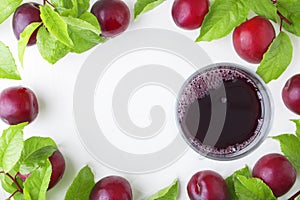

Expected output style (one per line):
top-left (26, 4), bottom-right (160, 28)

top-left (178, 65), bottom-right (265, 157)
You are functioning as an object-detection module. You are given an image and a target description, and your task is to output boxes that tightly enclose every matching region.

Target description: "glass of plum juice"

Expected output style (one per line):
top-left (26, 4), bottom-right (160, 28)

top-left (177, 63), bottom-right (273, 160)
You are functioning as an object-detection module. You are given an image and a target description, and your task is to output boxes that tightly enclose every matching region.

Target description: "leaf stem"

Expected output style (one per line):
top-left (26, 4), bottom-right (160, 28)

top-left (289, 190), bottom-right (300, 200)
top-left (5, 173), bottom-right (23, 194)
top-left (5, 189), bottom-right (20, 200)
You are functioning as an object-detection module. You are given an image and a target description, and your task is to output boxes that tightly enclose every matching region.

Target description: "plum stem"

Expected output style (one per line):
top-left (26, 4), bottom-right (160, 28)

top-left (277, 10), bottom-right (292, 31)
top-left (43, 0), bottom-right (55, 7)
top-left (289, 190), bottom-right (300, 200)
top-left (272, 0), bottom-right (292, 31)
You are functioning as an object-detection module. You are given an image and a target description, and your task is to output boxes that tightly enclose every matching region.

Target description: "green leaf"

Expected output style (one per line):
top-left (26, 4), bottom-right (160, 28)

top-left (19, 136), bottom-right (57, 174)
top-left (256, 31), bottom-right (292, 83)
top-left (196, 0), bottom-right (249, 42)
top-left (79, 12), bottom-right (101, 30)
top-left (68, 26), bottom-right (104, 54)
top-left (64, 165), bottom-right (95, 200)
top-left (74, 0), bottom-right (90, 17)
top-left (290, 119), bottom-right (300, 138)
top-left (148, 178), bottom-right (179, 200)
top-left (13, 192), bottom-right (25, 200)
top-left (273, 134), bottom-right (300, 172)
top-left (37, 26), bottom-right (70, 64)
top-left (134, 0), bottom-right (166, 20)
top-left (51, 0), bottom-right (74, 16)
top-left (234, 175), bottom-right (276, 200)
top-left (244, 0), bottom-right (278, 22)
top-left (283, 13), bottom-right (300, 36)
top-left (62, 16), bottom-right (100, 35)
top-left (0, 123), bottom-right (27, 172)
top-left (18, 22), bottom-right (42, 66)
top-left (0, 41), bottom-right (21, 80)
top-left (50, 0), bottom-right (64, 7)
top-left (23, 159), bottom-right (52, 200)
top-left (55, 7), bottom-right (77, 17)
top-left (225, 166), bottom-right (252, 200)
top-left (52, 0), bottom-right (89, 17)
top-left (57, 0), bottom-right (77, 17)
top-left (0, 0), bottom-right (22, 24)
top-left (277, 0), bottom-right (300, 14)
top-left (40, 4), bottom-right (73, 47)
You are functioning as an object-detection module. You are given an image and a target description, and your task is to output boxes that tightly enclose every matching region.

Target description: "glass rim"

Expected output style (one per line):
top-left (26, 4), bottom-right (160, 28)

top-left (175, 62), bottom-right (274, 161)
